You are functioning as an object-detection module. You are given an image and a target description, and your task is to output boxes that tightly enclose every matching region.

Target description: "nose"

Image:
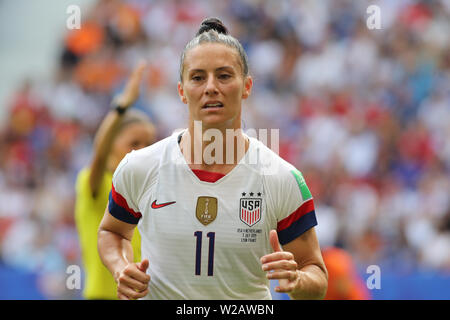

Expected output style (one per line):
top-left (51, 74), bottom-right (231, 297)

top-left (204, 74), bottom-right (218, 96)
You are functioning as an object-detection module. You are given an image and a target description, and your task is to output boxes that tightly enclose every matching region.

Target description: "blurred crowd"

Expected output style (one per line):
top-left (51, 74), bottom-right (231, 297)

top-left (0, 0), bottom-right (449, 298)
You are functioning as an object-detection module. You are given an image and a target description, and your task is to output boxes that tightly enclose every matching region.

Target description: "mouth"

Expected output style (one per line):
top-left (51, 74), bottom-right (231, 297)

top-left (202, 102), bottom-right (224, 109)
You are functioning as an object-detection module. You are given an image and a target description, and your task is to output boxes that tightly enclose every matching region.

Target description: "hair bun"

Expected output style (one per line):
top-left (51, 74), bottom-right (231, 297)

top-left (196, 17), bottom-right (229, 36)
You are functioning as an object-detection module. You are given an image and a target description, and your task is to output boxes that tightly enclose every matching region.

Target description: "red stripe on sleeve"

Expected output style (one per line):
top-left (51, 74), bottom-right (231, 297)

top-left (111, 184), bottom-right (142, 218)
top-left (277, 199), bottom-right (315, 232)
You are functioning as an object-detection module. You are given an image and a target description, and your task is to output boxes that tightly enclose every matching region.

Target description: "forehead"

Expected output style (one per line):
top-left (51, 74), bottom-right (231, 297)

top-left (183, 43), bottom-right (241, 73)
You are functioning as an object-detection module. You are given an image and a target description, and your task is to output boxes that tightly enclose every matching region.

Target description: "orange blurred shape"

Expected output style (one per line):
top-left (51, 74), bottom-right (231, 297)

top-left (65, 21), bottom-right (104, 56)
top-left (53, 121), bottom-right (80, 149)
top-left (10, 106), bottom-right (36, 136)
top-left (114, 4), bottom-right (141, 41)
top-left (0, 217), bottom-right (15, 243)
top-left (322, 247), bottom-right (372, 300)
top-left (146, 63), bottom-right (166, 89)
top-left (74, 57), bottom-right (123, 92)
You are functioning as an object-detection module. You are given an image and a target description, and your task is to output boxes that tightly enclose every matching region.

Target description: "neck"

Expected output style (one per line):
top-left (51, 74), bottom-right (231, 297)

top-left (181, 120), bottom-right (249, 172)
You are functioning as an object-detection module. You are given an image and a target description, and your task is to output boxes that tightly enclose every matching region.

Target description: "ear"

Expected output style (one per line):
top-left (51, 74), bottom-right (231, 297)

top-left (242, 75), bottom-right (253, 100)
top-left (177, 82), bottom-right (188, 104)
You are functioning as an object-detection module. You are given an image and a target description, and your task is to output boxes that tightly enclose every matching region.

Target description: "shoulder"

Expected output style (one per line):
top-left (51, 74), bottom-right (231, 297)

top-left (115, 134), bottom-right (174, 178)
top-left (75, 168), bottom-right (90, 203)
top-left (247, 137), bottom-right (300, 183)
top-left (128, 134), bottom-right (173, 163)
top-left (76, 167), bottom-right (90, 186)
top-left (76, 166), bottom-right (112, 195)
top-left (112, 133), bottom-right (181, 196)
top-left (247, 137), bottom-right (312, 204)
top-left (75, 167), bottom-right (93, 196)
top-left (111, 132), bottom-right (180, 207)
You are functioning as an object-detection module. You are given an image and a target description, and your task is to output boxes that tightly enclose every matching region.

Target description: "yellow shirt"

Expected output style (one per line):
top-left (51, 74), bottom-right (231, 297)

top-left (75, 167), bottom-right (141, 299)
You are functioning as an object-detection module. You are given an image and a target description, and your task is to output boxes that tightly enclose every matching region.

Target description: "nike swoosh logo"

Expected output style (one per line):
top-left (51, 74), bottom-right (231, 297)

top-left (151, 200), bottom-right (176, 209)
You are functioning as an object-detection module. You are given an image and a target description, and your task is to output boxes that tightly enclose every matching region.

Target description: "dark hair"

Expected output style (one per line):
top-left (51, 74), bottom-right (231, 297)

top-left (179, 17), bottom-right (249, 81)
top-left (196, 17), bottom-right (229, 36)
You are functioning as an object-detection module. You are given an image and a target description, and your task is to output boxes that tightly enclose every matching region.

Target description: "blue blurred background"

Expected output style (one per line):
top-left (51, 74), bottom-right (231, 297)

top-left (0, 0), bottom-right (449, 299)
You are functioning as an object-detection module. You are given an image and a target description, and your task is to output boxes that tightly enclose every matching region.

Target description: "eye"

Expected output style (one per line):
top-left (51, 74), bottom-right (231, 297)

top-left (191, 75), bottom-right (204, 81)
top-left (218, 73), bottom-right (231, 80)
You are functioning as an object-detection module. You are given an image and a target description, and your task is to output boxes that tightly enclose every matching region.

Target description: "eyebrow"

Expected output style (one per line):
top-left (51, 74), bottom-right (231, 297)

top-left (188, 66), bottom-right (235, 73)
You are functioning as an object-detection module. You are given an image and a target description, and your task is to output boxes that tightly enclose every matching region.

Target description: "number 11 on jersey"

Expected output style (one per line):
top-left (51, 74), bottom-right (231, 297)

top-left (194, 231), bottom-right (215, 276)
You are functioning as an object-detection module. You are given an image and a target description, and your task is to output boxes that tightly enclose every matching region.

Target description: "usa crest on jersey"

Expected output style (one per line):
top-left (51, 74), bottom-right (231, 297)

top-left (239, 197), bottom-right (262, 227)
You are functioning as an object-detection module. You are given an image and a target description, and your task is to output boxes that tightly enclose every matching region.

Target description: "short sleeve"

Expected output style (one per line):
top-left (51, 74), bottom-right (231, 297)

top-left (273, 168), bottom-right (317, 245)
top-left (108, 154), bottom-right (142, 224)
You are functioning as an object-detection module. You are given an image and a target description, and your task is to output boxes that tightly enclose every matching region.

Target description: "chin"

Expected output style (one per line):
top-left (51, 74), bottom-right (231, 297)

top-left (200, 115), bottom-right (236, 129)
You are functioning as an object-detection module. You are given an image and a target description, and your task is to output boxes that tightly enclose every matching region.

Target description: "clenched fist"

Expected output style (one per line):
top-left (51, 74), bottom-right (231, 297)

top-left (115, 259), bottom-right (151, 300)
top-left (261, 230), bottom-right (300, 293)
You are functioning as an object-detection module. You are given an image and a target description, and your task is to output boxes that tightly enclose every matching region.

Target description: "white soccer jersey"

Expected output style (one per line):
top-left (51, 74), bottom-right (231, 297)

top-left (108, 130), bottom-right (317, 300)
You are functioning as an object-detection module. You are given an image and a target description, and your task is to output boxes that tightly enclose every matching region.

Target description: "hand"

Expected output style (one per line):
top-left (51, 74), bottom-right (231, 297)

top-left (115, 259), bottom-right (151, 300)
top-left (261, 230), bottom-right (299, 293)
top-left (114, 60), bottom-right (147, 109)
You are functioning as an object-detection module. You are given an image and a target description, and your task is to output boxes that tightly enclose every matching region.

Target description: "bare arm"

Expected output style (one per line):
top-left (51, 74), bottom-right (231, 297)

top-left (89, 111), bottom-right (124, 197)
top-left (89, 61), bottom-right (147, 197)
top-left (261, 228), bottom-right (328, 300)
top-left (282, 228), bottom-right (328, 299)
top-left (98, 209), bottom-right (150, 300)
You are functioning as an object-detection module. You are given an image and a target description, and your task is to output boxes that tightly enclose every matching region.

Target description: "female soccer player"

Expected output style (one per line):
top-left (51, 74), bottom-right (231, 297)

top-left (98, 18), bottom-right (328, 300)
top-left (75, 62), bottom-right (156, 299)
